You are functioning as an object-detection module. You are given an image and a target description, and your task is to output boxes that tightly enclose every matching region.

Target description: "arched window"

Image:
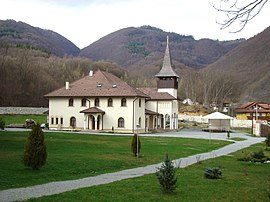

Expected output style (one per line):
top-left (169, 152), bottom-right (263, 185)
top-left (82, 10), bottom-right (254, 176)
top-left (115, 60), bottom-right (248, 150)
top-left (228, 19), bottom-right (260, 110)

top-left (118, 117), bottom-right (125, 128)
top-left (108, 98), bottom-right (113, 107)
top-left (121, 98), bottom-right (126, 107)
top-left (70, 116), bottom-right (76, 128)
top-left (68, 98), bottom-right (74, 106)
top-left (139, 99), bottom-right (141, 107)
top-left (51, 116), bottom-right (54, 125)
top-left (138, 117), bottom-right (141, 127)
top-left (95, 98), bottom-right (100, 107)
top-left (81, 98), bottom-right (87, 107)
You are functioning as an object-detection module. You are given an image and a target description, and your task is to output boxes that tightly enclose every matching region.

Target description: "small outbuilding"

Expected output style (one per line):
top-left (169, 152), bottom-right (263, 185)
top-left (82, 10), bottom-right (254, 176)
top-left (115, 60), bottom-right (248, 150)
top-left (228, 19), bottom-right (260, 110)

top-left (203, 112), bottom-right (233, 132)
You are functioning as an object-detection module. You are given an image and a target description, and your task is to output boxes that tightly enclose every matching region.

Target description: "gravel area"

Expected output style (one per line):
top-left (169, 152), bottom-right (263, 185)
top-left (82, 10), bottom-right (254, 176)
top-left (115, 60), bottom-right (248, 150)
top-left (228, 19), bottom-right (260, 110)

top-left (0, 131), bottom-right (265, 202)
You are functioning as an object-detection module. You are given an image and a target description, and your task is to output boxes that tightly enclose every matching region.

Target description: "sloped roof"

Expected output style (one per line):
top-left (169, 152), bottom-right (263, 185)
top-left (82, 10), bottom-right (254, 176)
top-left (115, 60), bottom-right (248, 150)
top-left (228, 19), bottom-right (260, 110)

top-left (236, 102), bottom-right (270, 112)
top-left (145, 109), bottom-right (159, 115)
top-left (45, 70), bottom-right (149, 98)
top-left (80, 107), bottom-right (105, 114)
top-left (155, 36), bottom-right (179, 78)
top-left (138, 87), bottom-right (177, 100)
top-left (203, 112), bottom-right (233, 120)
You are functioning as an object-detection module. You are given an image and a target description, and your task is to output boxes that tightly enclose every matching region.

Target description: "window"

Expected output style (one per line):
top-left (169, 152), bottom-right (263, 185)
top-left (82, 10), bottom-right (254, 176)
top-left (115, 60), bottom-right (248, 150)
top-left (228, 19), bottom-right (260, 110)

top-left (81, 98), bottom-right (87, 107)
top-left (118, 117), bottom-right (125, 128)
top-left (70, 117), bottom-right (76, 128)
top-left (108, 98), bottom-right (113, 107)
top-left (68, 98), bottom-right (74, 106)
top-left (95, 98), bottom-right (100, 107)
top-left (56, 117), bottom-right (59, 125)
top-left (139, 99), bottom-right (141, 107)
top-left (60, 117), bottom-right (63, 125)
top-left (121, 98), bottom-right (126, 107)
top-left (51, 117), bottom-right (54, 125)
top-left (138, 117), bottom-right (141, 128)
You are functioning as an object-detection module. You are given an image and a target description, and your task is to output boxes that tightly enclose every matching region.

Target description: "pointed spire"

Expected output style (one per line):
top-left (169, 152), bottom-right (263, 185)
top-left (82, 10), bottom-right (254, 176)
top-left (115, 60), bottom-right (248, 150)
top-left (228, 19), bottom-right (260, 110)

top-left (155, 36), bottom-right (179, 78)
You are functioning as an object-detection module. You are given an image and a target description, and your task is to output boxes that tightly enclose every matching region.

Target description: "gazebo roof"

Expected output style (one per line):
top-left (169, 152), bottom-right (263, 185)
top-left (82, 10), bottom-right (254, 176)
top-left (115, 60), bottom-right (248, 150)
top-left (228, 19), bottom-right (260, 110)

top-left (203, 112), bottom-right (233, 120)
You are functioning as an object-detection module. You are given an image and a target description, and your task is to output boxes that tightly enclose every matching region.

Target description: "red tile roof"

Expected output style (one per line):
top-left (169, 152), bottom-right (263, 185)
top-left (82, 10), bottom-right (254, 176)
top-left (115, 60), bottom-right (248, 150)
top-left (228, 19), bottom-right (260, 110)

top-left (138, 87), bottom-right (176, 100)
top-left (236, 102), bottom-right (270, 113)
top-left (45, 70), bottom-right (150, 98)
top-left (145, 109), bottom-right (160, 115)
top-left (80, 107), bottom-right (105, 114)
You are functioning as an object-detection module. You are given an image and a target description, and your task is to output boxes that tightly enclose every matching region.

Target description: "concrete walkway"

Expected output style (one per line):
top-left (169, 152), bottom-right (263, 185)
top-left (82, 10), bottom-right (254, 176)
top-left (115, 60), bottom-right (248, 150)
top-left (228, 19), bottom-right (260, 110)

top-left (0, 130), bottom-right (265, 202)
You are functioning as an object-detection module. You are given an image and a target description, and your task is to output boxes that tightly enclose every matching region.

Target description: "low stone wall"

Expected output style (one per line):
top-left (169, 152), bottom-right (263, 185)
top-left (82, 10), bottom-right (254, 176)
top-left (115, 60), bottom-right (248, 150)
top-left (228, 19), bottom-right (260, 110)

top-left (0, 107), bottom-right (48, 115)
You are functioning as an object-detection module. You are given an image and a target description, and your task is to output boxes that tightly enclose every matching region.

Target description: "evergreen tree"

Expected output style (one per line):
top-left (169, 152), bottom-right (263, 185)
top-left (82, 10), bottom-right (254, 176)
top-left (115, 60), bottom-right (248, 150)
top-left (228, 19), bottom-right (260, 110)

top-left (131, 134), bottom-right (141, 157)
top-left (266, 133), bottom-right (270, 147)
top-left (0, 117), bottom-right (5, 130)
top-left (156, 153), bottom-right (177, 193)
top-left (23, 123), bottom-right (47, 170)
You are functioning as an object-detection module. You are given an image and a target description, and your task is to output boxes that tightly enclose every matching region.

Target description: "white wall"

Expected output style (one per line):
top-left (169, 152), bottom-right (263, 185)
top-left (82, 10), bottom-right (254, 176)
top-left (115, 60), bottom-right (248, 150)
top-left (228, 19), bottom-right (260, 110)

top-left (146, 100), bottom-right (178, 129)
top-left (49, 97), bottom-right (145, 133)
top-left (179, 114), bottom-right (252, 128)
top-left (157, 88), bottom-right (177, 98)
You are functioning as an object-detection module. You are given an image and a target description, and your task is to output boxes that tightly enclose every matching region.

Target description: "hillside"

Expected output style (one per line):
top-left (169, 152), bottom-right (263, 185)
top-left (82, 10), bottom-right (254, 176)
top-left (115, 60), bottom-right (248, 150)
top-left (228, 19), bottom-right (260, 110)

top-left (0, 20), bottom-right (80, 57)
top-left (79, 26), bottom-right (244, 71)
top-left (204, 26), bottom-right (270, 102)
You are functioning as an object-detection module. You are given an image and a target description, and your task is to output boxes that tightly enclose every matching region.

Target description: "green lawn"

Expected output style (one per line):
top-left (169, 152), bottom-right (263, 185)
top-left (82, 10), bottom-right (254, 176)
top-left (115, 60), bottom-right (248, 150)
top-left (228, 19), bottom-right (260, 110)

top-left (0, 114), bottom-right (47, 125)
top-left (0, 131), bottom-right (230, 190)
top-left (30, 143), bottom-right (270, 202)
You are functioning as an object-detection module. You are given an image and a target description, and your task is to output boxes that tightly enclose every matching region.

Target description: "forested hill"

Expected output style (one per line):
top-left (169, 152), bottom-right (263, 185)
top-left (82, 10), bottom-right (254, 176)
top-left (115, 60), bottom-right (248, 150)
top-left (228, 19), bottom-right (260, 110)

top-left (79, 25), bottom-right (244, 70)
top-left (203, 26), bottom-right (270, 102)
top-left (0, 20), bottom-right (80, 57)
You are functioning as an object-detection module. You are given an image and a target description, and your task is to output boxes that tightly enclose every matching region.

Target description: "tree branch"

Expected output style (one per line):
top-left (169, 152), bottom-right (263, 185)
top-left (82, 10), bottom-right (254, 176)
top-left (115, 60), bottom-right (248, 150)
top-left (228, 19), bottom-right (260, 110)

top-left (212, 0), bottom-right (268, 32)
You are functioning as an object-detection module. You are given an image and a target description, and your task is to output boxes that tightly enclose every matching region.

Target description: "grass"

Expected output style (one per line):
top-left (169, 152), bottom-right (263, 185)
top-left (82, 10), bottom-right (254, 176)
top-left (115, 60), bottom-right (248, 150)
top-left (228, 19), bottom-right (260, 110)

top-left (232, 127), bottom-right (253, 135)
top-left (0, 131), bottom-right (230, 190)
top-left (30, 143), bottom-right (270, 202)
top-left (0, 114), bottom-right (47, 125)
top-left (229, 137), bottom-right (247, 141)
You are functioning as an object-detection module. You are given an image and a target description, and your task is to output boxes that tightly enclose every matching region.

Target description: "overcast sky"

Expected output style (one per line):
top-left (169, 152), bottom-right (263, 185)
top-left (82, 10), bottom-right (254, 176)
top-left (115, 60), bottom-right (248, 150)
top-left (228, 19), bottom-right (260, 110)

top-left (1, 0), bottom-right (269, 49)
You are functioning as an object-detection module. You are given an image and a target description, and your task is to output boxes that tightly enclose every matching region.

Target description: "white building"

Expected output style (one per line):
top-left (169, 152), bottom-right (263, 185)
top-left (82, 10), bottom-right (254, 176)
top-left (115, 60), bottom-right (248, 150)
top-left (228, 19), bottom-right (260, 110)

top-left (45, 36), bottom-right (180, 133)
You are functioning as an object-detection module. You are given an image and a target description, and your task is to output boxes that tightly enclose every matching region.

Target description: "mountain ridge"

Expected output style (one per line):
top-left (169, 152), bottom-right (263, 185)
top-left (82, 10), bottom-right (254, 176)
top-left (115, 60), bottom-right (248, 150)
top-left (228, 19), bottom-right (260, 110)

top-left (79, 25), bottom-right (244, 70)
top-left (0, 19), bottom-right (80, 57)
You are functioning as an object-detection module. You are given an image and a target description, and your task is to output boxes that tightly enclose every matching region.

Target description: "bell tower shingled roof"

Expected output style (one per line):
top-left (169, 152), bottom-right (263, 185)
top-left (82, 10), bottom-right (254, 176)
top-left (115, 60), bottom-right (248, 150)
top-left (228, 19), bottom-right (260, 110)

top-left (155, 36), bottom-right (179, 78)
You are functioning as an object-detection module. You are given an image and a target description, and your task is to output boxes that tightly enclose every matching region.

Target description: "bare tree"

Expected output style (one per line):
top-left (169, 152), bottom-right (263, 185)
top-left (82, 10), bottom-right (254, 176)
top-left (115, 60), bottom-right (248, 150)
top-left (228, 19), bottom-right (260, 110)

top-left (212, 0), bottom-right (268, 32)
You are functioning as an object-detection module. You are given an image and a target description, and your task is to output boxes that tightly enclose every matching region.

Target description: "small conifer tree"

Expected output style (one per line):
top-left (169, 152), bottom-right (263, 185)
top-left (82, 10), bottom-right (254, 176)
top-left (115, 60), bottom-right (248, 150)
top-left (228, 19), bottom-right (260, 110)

top-left (266, 133), bottom-right (270, 147)
top-left (131, 134), bottom-right (141, 157)
top-left (0, 117), bottom-right (5, 130)
top-left (156, 153), bottom-right (177, 194)
top-left (23, 123), bottom-right (47, 170)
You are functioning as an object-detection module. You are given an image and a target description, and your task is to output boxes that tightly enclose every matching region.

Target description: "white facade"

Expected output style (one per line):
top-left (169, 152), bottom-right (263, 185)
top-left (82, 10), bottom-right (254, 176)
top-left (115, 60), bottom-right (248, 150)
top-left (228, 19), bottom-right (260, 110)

top-left (49, 97), bottom-right (146, 133)
top-left (157, 88), bottom-right (178, 99)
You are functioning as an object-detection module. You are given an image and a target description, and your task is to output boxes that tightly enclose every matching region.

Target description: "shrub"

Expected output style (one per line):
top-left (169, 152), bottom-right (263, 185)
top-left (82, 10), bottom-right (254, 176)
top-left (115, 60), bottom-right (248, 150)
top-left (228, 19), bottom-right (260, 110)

top-left (252, 150), bottom-right (265, 159)
top-left (238, 150), bottom-right (269, 163)
top-left (131, 134), bottom-right (141, 157)
top-left (0, 117), bottom-right (5, 130)
top-left (156, 153), bottom-right (177, 194)
top-left (204, 167), bottom-right (222, 179)
top-left (23, 123), bottom-right (47, 170)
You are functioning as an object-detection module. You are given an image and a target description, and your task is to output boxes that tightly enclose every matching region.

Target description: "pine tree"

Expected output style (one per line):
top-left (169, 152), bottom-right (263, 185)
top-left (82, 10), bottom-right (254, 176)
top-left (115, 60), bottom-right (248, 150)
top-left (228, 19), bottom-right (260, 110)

top-left (156, 153), bottom-right (177, 194)
top-left (131, 134), bottom-right (141, 157)
top-left (23, 123), bottom-right (47, 170)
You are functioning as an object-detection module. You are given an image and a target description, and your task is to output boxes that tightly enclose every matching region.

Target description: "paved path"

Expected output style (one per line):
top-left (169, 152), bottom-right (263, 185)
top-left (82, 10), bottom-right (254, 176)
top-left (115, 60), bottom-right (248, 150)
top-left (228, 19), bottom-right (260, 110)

top-left (0, 130), bottom-right (265, 202)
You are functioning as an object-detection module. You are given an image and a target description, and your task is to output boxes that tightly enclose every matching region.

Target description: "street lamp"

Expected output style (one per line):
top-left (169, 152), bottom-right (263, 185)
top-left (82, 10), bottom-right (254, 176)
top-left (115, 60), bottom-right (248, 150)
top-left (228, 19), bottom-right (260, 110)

top-left (136, 123), bottom-right (140, 158)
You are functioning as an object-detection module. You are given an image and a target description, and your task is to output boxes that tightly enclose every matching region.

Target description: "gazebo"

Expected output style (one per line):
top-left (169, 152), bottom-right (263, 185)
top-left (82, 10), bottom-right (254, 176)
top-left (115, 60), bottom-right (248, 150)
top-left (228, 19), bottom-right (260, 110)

top-left (203, 112), bottom-right (233, 132)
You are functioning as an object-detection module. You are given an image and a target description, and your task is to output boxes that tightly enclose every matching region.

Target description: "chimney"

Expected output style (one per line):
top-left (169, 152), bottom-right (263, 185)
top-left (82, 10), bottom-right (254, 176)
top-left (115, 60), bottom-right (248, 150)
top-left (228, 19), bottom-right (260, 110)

top-left (89, 70), bottom-right (93, 77)
top-left (65, 81), bottom-right (69, 90)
